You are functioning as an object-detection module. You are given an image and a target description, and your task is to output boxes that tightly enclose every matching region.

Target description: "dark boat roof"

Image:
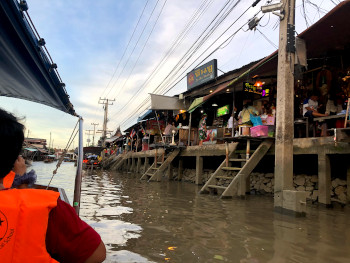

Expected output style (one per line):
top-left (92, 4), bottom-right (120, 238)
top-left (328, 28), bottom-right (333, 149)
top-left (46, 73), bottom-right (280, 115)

top-left (0, 0), bottom-right (76, 116)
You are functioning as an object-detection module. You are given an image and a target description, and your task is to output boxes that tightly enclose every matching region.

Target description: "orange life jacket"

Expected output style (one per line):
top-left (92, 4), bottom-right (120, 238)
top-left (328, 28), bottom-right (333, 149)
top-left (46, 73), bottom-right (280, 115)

top-left (0, 173), bottom-right (60, 263)
top-left (3, 171), bottom-right (15, 189)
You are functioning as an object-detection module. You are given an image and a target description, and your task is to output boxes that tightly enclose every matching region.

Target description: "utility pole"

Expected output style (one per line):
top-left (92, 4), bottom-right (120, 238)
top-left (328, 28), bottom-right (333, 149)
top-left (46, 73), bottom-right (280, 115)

top-left (262, 0), bottom-right (297, 212)
top-left (85, 130), bottom-right (94, 146)
top-left (98, 98), bottom-right (115, 148)
top-left (91, 123), bottom-right (99, 146)
top-left (27, 129), bottom-right (30, 138)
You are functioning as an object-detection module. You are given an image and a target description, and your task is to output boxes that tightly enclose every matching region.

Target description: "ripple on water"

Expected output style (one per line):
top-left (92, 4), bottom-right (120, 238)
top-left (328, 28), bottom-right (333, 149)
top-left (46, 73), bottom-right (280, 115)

top-left (30, 162), bottom-right (350, 263)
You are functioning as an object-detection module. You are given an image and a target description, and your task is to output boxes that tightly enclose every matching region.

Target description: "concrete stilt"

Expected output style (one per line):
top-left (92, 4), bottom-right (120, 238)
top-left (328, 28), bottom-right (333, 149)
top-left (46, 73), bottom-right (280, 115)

top-left (195, 156), bottom-right (203, 185)
top-left (167, 163), bottom-right (173, 181)
top-left (274, 0), bottom-right (296, 212)
top-left (136, 157), bottom-right (141, 173)
top-left (131, 158), bottom-right (136, 173)
top-left (178, 158), bottom-right (183, 181)
top-left (318, 153), bottom-right (331, 206)
top-left (347, 163), bottom-right (350, 204)
top-left (127, 158), bottom-right (131, 172)
top-left (144, 157), bottom-right (149, 174)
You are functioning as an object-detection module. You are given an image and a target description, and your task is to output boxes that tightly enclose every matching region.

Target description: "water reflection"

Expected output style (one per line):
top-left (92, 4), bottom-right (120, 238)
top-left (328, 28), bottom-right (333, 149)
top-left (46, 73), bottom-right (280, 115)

top-left (31, 162), bottom-right (350, 262)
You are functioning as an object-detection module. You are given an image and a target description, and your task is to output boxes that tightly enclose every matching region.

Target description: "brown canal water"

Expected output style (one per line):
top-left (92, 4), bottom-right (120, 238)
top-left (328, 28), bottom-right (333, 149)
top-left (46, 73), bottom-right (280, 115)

top-left (33, 161), bottom-right (350, 263)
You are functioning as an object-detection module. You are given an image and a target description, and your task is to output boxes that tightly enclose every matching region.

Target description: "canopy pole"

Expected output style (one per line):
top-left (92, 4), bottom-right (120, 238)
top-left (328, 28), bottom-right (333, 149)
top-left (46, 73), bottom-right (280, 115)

top-left (188, 112), bottom-right (192, 146)
top-left (155, 111), bottom-right (164, 144)
top-left (231, 86), bottom-right (236, 137)
top-left (73, 116), bottom-right (83, 216)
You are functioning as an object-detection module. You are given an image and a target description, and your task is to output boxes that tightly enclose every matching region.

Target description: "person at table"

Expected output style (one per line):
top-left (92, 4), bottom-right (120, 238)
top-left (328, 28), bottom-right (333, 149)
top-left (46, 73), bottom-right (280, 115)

top-left (303, 92), bottom-right (328, 119)
top-left (238, 99), bottom-right (258, 126)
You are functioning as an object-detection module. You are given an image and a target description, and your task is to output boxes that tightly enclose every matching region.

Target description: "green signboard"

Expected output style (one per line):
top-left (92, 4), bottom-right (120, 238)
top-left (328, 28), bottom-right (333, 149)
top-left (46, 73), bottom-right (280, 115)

top-left (217, 105), bottom-right (229, 117)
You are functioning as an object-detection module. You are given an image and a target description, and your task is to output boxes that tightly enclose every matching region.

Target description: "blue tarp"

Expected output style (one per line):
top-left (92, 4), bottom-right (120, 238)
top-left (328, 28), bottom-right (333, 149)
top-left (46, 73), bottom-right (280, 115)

top-left (0, 0), bottom-right (76, 115)
top-left (24, 147), bottom-right (38, 152)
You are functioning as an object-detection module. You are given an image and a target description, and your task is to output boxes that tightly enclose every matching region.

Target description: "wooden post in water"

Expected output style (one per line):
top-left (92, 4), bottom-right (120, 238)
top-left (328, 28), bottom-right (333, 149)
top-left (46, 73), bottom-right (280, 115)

top-left (188, 113), bottom-right (192, 146)
top-left (274, 0), bottom-right (296, 211)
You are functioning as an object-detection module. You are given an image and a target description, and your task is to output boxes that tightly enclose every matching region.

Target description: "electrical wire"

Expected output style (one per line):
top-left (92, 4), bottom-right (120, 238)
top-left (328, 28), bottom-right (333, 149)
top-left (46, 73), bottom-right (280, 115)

top-left (107, 0), bottom-right (161, 98)
top-left (109, 0), bottom-right (237, 122)
top-left (256, 28), bottom-right (278, 49)
top-left (99, 0), bottom-right (150, 99)
top-left (116, 8), bottom-right (263, 130)
top-left (112, 0), bottom-right (168, 100)
top-left (108, 0), bottom-right (212, 117)
top-left (113, 0), bottom-right (262, 131)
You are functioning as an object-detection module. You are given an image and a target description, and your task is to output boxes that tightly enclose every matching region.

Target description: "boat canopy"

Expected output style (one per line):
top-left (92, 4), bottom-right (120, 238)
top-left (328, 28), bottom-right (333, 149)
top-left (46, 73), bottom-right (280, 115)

top-left (0, 0), bottom-right (76, 116)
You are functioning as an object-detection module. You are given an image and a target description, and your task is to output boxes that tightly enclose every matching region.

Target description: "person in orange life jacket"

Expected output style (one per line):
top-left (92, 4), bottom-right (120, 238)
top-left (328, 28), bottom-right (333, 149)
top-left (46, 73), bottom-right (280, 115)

top-left (0, 108), bottom-right (106, 263)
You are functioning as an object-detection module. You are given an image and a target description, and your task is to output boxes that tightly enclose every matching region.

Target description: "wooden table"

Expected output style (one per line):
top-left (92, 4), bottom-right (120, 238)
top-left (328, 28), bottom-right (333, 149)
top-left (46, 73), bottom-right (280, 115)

top-left (314, 114), bottom-right (347, 137)
top-left (314, 114), bottom-right (346, 122)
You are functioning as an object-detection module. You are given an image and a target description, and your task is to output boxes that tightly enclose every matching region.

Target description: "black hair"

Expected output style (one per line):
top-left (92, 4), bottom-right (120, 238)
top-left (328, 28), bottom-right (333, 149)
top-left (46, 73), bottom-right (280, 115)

top-left (0, 108), bottom-right (24, 178)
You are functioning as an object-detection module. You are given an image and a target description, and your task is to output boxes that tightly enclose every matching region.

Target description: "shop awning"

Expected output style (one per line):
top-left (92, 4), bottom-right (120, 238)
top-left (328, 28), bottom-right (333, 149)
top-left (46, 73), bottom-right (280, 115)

top-left (150, 94), bottom-right (186, 110)
top-left (105, 136), bottom-right (120, 143)
top-left (0, 0), bottom-right (76, 116)
top-left (137, 109), bottom-right (153, 122)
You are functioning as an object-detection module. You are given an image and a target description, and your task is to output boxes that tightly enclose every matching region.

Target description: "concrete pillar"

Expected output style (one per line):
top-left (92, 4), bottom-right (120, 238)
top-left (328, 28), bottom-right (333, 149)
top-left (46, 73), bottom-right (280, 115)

top-left (178, 158), bottom-right (183, 181)
top-left (144, 157), bottom-right (150, 173)
top-left (136, 157), bottom-right (141, 173)
top-left (131, 158), bottom-right (136, 173)
top-left (167, 163), bottom-right (173, 181)
top-left (274, 0), bottom-right (296, 210)
top-left (318, 153), bottom-right (331, 206)
top-left (195, 156), bottom-right (203, 185)
top-left (127, 158), bottom-right (131, 172)
top-left (347, 163), bottom-right (350, 204)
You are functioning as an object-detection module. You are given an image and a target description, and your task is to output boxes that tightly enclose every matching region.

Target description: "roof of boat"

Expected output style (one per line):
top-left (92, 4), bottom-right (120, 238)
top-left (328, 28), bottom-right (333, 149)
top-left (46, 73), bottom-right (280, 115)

top-left (0, 0), bottom-right (76, 116)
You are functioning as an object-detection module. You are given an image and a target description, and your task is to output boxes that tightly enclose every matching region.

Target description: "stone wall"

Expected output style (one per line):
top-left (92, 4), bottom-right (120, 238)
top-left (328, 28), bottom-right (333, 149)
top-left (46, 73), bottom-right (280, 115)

top-left (177, 169), bottom-right (347, 204)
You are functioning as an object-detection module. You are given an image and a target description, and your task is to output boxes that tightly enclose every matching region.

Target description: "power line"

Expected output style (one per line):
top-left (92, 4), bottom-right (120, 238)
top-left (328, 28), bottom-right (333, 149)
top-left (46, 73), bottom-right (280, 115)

top-left (108, 0), bottom-right (213, 120)
top-left (112, 0), bottom-right (168, 100)
top-left (110, 0), bottom-right (242, 122)
top-left (107, 0), bottom-right (161, 98)
top-left (99, 0), bottom-right (150, 99)
top-left (114, 2), bottom-right (263, 131)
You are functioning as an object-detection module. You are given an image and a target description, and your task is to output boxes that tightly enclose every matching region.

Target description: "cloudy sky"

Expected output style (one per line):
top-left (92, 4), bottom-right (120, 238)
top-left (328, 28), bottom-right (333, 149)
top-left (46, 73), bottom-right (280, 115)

top-left (0, 0), bottom-right (339, 148)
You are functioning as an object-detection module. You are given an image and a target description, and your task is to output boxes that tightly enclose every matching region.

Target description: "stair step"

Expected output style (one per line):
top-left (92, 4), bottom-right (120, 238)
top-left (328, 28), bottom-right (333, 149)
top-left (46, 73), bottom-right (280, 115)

top-left (221, 167), bottom-right (241, 171)
top-left (157, 162), bottom-right (163, 165)
top-left (215, 176), bottom-right (235, 180)
top-left (151, 167), bottom-right (159, 170)
top-left (145, 173), bottom-right (155, 177)
top-left (229, 158), bottom-right (247, 162)
top-left (207, 185), bottom-right (227, 190)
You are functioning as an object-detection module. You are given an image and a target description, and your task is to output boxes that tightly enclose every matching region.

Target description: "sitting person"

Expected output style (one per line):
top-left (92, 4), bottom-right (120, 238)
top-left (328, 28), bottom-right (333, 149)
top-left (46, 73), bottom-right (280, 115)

top-left (0, 108), bottom-right (106, 263)
top-left (238, 100), bottom-right (258, 126)
top-left (163, 121), bottom-right (176, 136)
top-left (302, 92), bottom-right (328, 119)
